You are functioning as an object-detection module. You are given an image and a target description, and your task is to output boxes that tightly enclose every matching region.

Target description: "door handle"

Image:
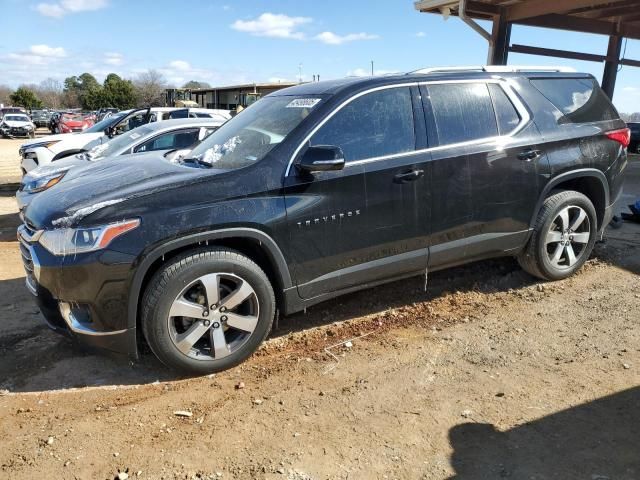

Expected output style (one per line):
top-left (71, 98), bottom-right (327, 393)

top-left (393, 169), bottom-right (424, 184)
top-left (518, 149), bottom-right (543, 161)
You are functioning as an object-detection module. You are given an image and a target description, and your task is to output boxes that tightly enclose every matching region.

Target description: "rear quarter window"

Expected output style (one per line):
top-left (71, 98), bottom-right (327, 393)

top-left (530, 78), bottom-right (619, 124)
top-left (428, 83), bottom-right (498, 145)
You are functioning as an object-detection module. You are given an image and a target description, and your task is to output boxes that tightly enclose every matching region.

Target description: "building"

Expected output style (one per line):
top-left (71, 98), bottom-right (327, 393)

top-left (165, 82), bottom-right (300, 110)
top-left (414, 0), bottom-right (640, 99)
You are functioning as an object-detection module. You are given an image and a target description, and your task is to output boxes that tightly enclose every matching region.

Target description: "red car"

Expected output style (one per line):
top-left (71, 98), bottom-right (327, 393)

top-left (56, 113), bottom-right (94, 134)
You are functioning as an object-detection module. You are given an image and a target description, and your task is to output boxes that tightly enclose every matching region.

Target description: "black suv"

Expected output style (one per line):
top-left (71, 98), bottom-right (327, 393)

top-left (18, 67), bottom-right (629, 373)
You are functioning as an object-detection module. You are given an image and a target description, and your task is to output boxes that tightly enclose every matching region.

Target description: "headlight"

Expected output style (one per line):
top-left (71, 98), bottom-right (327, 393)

top-left (21, 172), bottom-right (67, 193)
top-left (24, 140), bottom-right (61, 149)
top-left (39, 219), bottom-right (140, 256)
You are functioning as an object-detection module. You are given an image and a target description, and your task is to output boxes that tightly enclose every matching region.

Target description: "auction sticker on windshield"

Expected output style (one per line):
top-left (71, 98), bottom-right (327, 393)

top-left (286, 98), bottom-right (321, 108)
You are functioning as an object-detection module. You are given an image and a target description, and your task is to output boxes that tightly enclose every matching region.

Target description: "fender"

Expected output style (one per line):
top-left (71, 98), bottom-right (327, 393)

top-left (52, 149), bottom-right (86, 161)
top-left (530, 168), bottom-right (609, 229)
top-left (126, 228), bottom-right (293, 330)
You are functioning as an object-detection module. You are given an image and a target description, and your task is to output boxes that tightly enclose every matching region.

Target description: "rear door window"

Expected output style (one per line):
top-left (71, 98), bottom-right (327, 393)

top-left (428, 83), bottom-right (498, 146)
top-left (488, 84), bottom-right (521, 135)
top-left (310, 87), bottom-right (415, 162)
top-left (134, 128), bottom-right (200, 153)
top-left (530, 78), bottom-right (618, 124)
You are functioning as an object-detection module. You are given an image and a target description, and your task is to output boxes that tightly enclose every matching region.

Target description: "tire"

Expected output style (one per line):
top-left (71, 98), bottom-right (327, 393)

top-left (141, 248), bottom-right (275, 374)
top-left (518, 190), bottom-right (597, 281)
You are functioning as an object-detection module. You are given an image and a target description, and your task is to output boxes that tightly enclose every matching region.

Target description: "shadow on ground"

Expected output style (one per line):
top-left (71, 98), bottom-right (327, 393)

top-left (448, 387), bottom-right (640, 479)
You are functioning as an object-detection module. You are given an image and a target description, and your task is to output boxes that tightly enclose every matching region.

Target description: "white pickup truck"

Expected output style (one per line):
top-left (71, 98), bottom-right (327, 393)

top-left (19, 107), bottom-right (230, 173)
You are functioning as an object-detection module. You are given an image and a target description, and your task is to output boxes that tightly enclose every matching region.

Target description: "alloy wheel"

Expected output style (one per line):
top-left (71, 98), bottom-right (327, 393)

top-left (545, 205), bottom-right (591, 269)
top-left (167, 273), bottom-right (259, 361)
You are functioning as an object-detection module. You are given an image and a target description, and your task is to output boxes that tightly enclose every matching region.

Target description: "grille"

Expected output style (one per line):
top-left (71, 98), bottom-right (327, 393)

top-left (18, 237), bottom-right (37, 294)
top-left (18, 225), bottom-right (39, 295)
top-left (71, 128), bottom-right (82, 132)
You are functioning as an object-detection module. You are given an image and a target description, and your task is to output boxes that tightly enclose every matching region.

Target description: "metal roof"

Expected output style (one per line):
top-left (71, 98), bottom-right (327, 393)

top-left (414, 0), bottom-right (640, 40)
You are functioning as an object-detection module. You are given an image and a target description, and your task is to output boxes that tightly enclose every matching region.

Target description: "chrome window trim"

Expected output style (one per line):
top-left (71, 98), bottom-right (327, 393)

top-left (285, 78), bottom-right (531, 176)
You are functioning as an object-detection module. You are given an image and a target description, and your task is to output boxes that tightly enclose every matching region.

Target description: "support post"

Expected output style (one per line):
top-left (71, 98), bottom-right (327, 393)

top-left (490, 10), bottom-right (511, 65)
top-left (602, 34), bottom-right (622, 99)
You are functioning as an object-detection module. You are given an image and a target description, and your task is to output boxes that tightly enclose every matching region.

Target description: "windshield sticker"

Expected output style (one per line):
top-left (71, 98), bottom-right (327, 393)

top-left (129, 132), bottom-right (141, 140)
top-left (286, 98), bottom-right (321, 109)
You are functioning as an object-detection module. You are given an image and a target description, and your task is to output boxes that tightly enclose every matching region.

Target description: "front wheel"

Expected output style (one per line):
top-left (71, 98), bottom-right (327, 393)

top-left (141, 248), bottom-right (275, 373)
top-left (518, 190), bottom-right (597, 281)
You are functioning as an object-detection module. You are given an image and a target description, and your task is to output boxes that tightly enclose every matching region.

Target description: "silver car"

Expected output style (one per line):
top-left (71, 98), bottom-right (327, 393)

top-left (17, 118), bottom-right (223, 210)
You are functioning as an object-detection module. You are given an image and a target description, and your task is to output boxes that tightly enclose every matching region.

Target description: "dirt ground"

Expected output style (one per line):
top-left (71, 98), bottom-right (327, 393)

top-left (0, 128), bottom-right (49, 184)
top-left (0, 159), bottom-right (638, 480)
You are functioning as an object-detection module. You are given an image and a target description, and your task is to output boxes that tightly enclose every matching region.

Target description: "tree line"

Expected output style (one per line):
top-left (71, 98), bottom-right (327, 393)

top-left (0, 71), bottom-right (212, 111)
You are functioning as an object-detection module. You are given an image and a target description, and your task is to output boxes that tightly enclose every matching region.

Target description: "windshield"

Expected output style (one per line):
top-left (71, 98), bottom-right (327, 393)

top-left (87, 125), bottom-right (155, 160)
top-left (187, 95), bottom-right (321, 170)
top-left (85, 112), bottom-right (126, 133)
top-left (5, 115), bottom-right (29, 122)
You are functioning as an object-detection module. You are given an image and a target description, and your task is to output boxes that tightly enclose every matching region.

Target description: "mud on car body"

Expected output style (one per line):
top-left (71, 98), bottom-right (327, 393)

top-left (18, 67), bottom-right (628, 373)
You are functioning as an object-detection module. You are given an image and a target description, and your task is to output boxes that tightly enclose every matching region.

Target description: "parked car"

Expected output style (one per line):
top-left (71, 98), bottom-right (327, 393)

top-left (628, 122), bottom-right (640, 153)
top-left (16, 118), bottom-right (223, 210)
top-left (96, 108), bottom-right (119, 121)
top-left (48, 111), bottom-right (62, 134)
top-left (0, 106), bottom-right (27, 119)
top-left (19, 107), bottom-right (231, 173)
top-left (30, 110), bottom-right (52, 128)
top-left (18, 67), bottom-right (628, 373)
top-left (55, 113), bottom-right (94, 134)
top-left (0, 113), bottom-right (36, 138)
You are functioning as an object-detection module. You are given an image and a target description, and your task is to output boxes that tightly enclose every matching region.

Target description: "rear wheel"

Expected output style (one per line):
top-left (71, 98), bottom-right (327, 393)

top-left (141, 248), bottom-right (275, 373)
top-left (518, 190), bottom-right (597, 281)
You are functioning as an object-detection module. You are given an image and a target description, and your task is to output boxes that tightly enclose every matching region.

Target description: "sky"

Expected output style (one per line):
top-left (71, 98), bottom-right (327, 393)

top-left (2, 0), bottom-right (640, 112)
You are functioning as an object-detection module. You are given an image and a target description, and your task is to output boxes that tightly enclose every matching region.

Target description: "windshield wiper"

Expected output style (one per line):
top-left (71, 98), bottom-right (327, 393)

top-left (180, 157), bottom-right (212, 168)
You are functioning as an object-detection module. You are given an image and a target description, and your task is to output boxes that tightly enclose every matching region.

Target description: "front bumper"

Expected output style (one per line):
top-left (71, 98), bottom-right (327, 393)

top-left (3, 127), bottom-right (33, 137)
top-left (17, 224), bottom-right (138, 357)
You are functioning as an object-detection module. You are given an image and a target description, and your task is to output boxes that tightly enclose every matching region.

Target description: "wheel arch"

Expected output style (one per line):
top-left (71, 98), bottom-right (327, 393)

top-left (52, 149), bottom-right (86, 161)
top-left (532, 169), bottom-right (609, 231)
top-left (127, 228), bottom-right (293, 333)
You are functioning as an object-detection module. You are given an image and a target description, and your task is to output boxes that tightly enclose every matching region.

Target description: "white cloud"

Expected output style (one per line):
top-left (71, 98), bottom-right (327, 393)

top-left (231, 13), bottom-right (311, 40)
top-left (415, 31), bottom-right (426, 37)
top-left (35, 3), bottom-right (65, 17)
top-left (30, 44), bottom-right (67, 57)
top-left (104, 52), bottom-right (123, 66)
top-left (169, 60), bottom-right (191, 71)
top-left (5, 44), bottom-right (67, 65)
top-left (35, 0), bottom-right (107, 18)
top-left (315, 31), bottom-right (379, 45)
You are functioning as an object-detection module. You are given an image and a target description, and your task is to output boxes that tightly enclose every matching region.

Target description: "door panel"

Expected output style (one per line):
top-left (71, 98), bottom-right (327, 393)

top-left (284, 86), bottom-right (429, 299)
top-left (423, 81), bottom-right (541, 269)
top-left (284, 165), bottom-right (368, 298)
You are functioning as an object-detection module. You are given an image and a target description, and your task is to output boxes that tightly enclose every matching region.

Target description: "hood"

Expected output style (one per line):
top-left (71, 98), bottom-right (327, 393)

top-left (21, 156), bottom-right (88, 185)
top-left (3, 120), bottom-right (32, 128)
top-left (25, 152), bottom-right (213, 229)
top-left (61, 119), bottom-right (87, 127)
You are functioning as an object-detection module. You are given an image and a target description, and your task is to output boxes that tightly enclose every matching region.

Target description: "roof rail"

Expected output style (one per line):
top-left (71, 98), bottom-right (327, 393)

top-left (410, 65), bottom-right (577, 75)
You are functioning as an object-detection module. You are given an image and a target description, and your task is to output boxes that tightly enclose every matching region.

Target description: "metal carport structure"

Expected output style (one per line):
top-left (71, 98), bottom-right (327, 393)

top-left (414, 0), bottom-right (640, 98)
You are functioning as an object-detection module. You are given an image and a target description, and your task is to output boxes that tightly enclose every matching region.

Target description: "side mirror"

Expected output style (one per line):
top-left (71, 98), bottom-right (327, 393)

top-left (297, 145), bottom-right (345, 173)
top-left (105, 126), bottom-right (116, 138)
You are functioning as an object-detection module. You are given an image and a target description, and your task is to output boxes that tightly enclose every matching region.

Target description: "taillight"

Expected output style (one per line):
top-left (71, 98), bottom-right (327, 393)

top-left (606, 128), bottom-right (631, 148)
